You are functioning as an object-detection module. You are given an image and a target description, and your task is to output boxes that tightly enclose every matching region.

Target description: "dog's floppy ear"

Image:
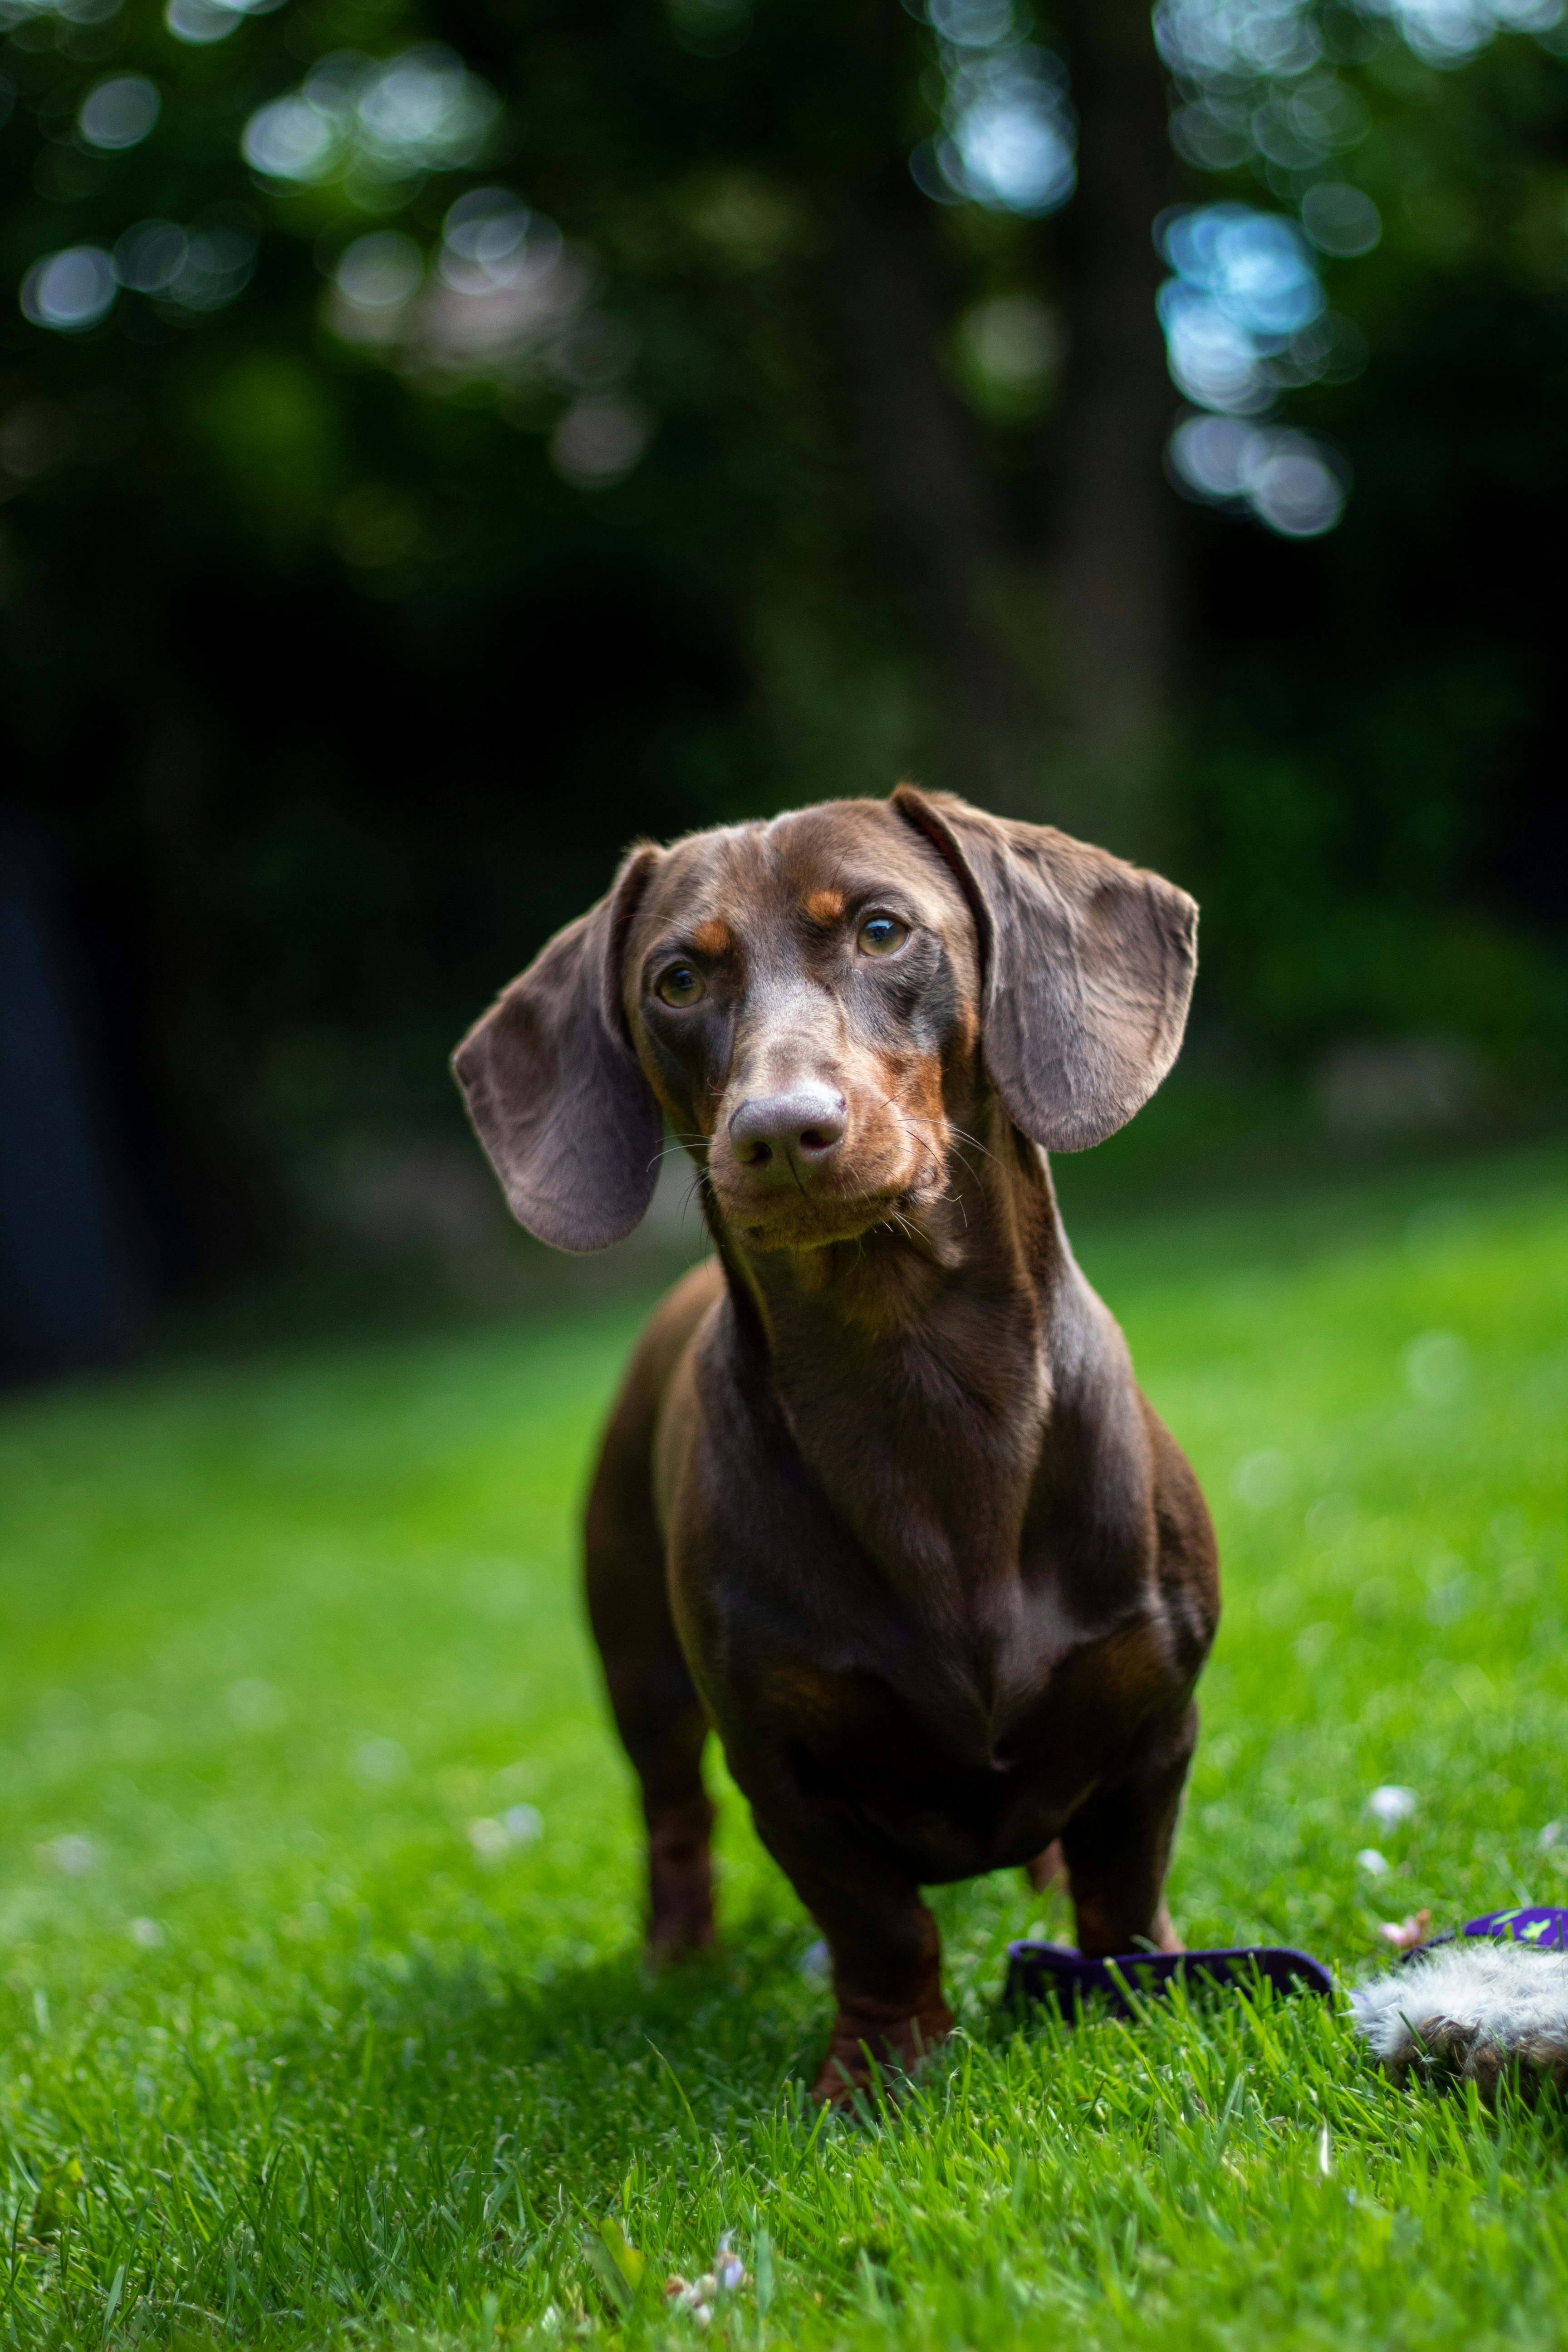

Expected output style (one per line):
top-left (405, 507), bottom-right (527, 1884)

top-left (892, 786), bottom-right (1197, 1152)
top-left (451, 846), bottom-right (662, 1251)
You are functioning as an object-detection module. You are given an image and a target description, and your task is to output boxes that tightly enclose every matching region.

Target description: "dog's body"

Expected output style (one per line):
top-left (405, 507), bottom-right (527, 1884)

top-left (455, 789), bottom-right (1220, 2099)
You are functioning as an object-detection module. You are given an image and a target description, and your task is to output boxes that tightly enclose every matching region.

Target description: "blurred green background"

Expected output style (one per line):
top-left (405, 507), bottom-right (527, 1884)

top-left (0, 0), bottom-right (1566, 1368)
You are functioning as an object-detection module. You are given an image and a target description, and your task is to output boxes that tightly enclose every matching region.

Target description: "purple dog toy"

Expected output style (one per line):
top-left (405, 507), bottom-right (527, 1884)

top-left (1004, 1938), bottom-right (1333, 2017)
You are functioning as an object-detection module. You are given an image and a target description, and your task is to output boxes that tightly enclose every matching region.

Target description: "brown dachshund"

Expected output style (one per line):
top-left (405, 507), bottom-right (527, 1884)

top-left (454, 788), bottom-right (1220, 2101)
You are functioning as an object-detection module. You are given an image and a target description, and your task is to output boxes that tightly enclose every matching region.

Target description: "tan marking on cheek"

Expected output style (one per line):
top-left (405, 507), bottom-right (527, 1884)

top-left (691, 918), bottom-right (732, 957)
top-left (878, 1049), bottom-right (946, 1128)
top-left (804, 888), bottom-right (846, 926)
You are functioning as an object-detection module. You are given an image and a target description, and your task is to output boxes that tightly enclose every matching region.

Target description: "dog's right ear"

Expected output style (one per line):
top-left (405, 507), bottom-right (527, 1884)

top-left (451, 846), bottom-right (662, 1253)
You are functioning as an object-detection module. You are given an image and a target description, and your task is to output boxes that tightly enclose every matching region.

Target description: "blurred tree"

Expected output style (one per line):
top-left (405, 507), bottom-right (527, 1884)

top-left (0, 0), bottom-right (1563, 1333)
top-left (1051, 0), bottom-right (1181, 775)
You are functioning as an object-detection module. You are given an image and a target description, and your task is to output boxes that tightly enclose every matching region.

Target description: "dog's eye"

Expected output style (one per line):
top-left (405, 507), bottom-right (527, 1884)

top-left (657, 962), bottom-right (706, 1007)
top-left (857, 915), bottom-right (908, 958)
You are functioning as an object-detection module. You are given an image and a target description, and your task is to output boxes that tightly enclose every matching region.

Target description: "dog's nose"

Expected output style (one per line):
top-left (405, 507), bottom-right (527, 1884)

top-left (728, 1086), bottom-right (847, 1174)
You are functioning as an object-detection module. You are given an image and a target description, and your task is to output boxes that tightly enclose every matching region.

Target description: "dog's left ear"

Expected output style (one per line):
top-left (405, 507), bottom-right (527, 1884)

top-left (451, 845), bottom-right (662, 1251)
top-left (893, 785), bottom-right (1197, 1152)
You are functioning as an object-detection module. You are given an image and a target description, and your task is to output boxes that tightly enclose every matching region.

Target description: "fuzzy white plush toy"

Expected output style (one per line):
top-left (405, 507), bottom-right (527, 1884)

top-left (1351, 1938), bottom-right (1568, 2097)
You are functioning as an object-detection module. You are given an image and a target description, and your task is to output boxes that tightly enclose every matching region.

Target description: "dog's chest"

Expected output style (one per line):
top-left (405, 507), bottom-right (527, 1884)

top-left (743, 1595), bottom-right (1172, 1878)
top-left (677, 1284), bottom-right (1172, 1867)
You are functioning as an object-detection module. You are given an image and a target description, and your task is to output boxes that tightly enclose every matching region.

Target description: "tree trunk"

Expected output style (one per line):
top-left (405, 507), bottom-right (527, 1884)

top-left (140, 701), bottom-right (272, 1283)
top-left (837, 171), bottom-right (1035, 812)
top-left (1051, 0), bottom-right (1181, 809)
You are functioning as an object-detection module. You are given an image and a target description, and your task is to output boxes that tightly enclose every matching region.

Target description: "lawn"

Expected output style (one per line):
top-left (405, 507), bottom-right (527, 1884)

top-left (2, 1144), bottom-right (1566, 2350)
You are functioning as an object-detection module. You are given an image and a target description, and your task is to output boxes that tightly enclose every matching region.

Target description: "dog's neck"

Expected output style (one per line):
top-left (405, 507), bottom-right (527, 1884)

top-left (706, 1093), bottom-right (1071, 1610)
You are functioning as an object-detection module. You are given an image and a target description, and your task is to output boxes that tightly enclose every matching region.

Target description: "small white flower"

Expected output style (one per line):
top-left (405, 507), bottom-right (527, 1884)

top-left (713, 2234), bottom-right (745, 2293)
top-left (467, 1816), bottom-right (510, 1861)
top-left (502, 1803), bottom-right (542, 1845)
top-left (1365, 1785), bottom-right (1417, 1830)
top-left (1356, 1847), bottom-right (1391, 1877)
top-left (665, 2276), bottom-right (715, 2324)
top-left (128, 1916), bottom-right (164, 1948)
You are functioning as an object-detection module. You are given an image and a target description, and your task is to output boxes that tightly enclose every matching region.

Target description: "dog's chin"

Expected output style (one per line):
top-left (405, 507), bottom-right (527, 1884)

top-left (714, 1171), bottom-right (936, 1254)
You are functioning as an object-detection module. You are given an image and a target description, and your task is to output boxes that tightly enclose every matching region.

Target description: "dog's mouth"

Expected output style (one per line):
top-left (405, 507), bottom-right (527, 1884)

top-left (710, 1152), bottom-right (946, 1253)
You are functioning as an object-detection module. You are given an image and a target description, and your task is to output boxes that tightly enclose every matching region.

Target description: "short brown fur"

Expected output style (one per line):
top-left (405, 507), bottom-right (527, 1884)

top-left (454, 789), bottom-right (1219, 2101)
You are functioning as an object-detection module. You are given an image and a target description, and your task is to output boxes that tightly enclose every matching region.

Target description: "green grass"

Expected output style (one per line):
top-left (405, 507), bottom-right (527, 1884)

top-left (2, 1144), bottom-right (1566, 2350)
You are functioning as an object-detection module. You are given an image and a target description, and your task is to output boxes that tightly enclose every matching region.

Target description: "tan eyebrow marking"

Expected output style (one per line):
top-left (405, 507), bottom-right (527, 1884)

top-left (691, 918), bottom-right (733, 957)
top-left (804, 887), bottom-right (846, 925)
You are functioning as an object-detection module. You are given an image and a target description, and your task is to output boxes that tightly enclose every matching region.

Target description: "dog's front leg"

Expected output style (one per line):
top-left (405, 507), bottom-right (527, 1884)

top-left (743, 1791), bottom-right (955, 2103)
top-left (1059, 1703), bottom-right (1198, 1957)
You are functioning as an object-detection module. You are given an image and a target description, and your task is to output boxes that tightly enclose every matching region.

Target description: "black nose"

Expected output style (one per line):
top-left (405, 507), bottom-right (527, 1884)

top-left (728, 1086), bottom-right (847, 1174)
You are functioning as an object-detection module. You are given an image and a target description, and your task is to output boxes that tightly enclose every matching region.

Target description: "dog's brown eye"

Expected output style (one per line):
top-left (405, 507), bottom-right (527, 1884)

top-left (657, 962), bottom-right (706, 1007)
top-left (858, 915), bottom-right (908, 958)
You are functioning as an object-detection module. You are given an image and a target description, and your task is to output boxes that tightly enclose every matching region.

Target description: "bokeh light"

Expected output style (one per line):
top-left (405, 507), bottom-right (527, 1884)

top-left (549, 395), bottom-right (653, 489)
top-left (241, 94), bottom-right (337, 180)
top-left (1164, 205), bottom-right (1323, 337)
top-left (959, 294), bottom-right (1060, 393)
top-left (241, 47), bottom-right (499, 187)
top-left (438, 189), bottom-right (560, 294)
top-left (1371, 0), bottom-right (1564, 67)
top-left (335, 231), bottom-right (423, 310)
top-left (318, 186), bottom-right (640, 460)
top-left (3, 0), bottom-right (122, 23)
top-left (356, 47), bottom-right (495, 172)
top-left (948, 60), bottom-right (1076, 214)
top-left (101, 216), bottom-right (255, 310)
top-left (927, 0), bottom-right (1014, 42)
top-left (956, 293), bottom-right (1061, 417)
top-left (410, 235), bottom-right (584, 379)
top-left (113, 220), bottom-right (188, 294)
top-left (1156, 0), bottom-right (1566, 152)
top-left (78, 75), bottom-right (161, 151)
top-left (175, 225), bottom-right (255, 310)
top-left (20, 246), bottom-right (118, 333)
top-left (1157, 202), bottom-right (1329, 413)
top-left (165, 0), bottom-right (281, 47)
top-left (1156, 0), bottom-right (1323, 83)
top-left (909, 1), bottom-right (1076, 218)
top-left (1301, 182), bottom-right (1382, 257)
top-left (1168, 411), bottom-right (1348, 536)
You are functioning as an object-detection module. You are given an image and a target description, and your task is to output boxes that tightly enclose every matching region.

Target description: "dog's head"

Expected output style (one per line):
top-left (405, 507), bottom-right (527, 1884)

top-left (452, 789), bottom-right (1197, 1254)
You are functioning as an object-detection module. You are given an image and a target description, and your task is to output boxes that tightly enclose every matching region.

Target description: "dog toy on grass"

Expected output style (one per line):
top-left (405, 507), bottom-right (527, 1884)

top-left (1007, 1906), bottom-right (1568, 2099)
top-left (1349, 1906), bottom-right (1568, 2096)
top-left (1004, 1938), bottom-right (1333, 2015)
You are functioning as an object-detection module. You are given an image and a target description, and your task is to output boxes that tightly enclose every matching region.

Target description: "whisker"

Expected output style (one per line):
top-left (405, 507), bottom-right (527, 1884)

top-left (647, 1137), bottom-right (710, 1171)
top-left (901, 1113), bottom-right (998, 1167)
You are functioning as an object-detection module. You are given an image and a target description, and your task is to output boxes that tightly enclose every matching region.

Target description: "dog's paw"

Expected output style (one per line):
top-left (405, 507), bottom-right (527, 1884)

top-left (809, 2001), bottom-right (955, 2107)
